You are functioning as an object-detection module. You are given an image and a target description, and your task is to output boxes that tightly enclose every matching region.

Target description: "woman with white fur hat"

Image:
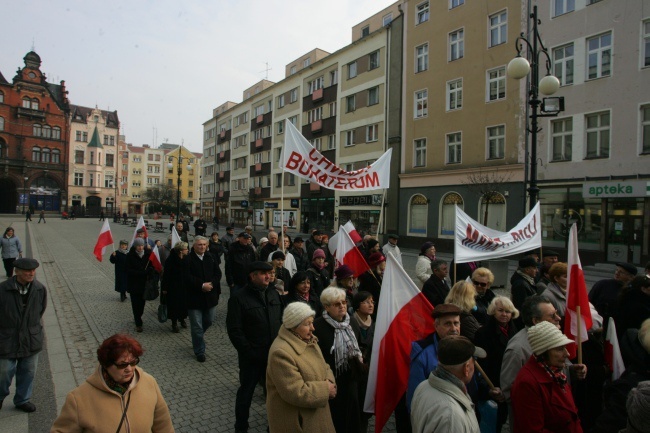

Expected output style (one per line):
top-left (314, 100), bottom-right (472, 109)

top-left (511, 321), bottom-right (583, 433)
top-left (266, 302), bottom-right (336, 433)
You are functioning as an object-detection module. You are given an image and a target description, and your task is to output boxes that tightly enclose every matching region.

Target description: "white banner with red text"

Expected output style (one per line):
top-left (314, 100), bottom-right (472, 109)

top-left (280, 120), bottom-right (391, 191)
top-left (454, 202), bottom-right (541, 263)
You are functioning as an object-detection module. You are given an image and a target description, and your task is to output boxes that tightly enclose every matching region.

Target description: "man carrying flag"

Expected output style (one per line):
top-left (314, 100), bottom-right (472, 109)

top-left (93, 220), bottom-right (114, 262)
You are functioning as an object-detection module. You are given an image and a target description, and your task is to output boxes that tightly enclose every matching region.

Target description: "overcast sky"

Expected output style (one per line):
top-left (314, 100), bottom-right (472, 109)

top-left (1, 0), bottom-right (396, 153)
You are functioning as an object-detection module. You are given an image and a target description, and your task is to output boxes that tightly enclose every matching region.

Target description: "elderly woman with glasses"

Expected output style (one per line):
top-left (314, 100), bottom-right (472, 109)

top-left (51, 334), bottom-right (174, 433)
top-left (471, 267), bottom-right (497, 326)
top-left (313, 287), bottom-right (364, 433)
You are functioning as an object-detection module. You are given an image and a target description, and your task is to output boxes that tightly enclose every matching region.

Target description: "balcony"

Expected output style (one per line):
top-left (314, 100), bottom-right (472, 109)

top-left (255, 163), bottom-right (262, 172)
top-left (255, 139), bottom-right (263, 148)
top-left (312, 88), bottom-right (323, 101)
top-left (311, 119), bottom-right (322, 132)
top-left (218, 190), bottom-right (224, 198)
top-left (256, 114), bottom-right (264, 124)
top-left (16, 107), bottom-right (46, 120)
top-left (220, 130), bottom-right (225, 138)
top-left (219, 171), bottom-right (225, 179)
top-left (255, 187), bottom-right (262, 195)
top-left (219, 151), bottom-right (225, 160)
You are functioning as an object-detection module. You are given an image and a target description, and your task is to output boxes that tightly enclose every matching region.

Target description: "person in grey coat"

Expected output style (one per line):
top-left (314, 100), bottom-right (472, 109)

top-left (0, 258), bottom-right (47, 413)
top-left (1, 227), bottom-right (23, 278)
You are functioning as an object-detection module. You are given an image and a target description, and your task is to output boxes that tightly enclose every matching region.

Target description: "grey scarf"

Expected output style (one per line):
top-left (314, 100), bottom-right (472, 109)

top-left (323, 311), bottom-right (362, 375)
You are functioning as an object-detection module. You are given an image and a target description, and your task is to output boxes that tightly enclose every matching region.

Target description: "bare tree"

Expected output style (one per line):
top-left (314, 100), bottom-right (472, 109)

top-left (463, 168), bottom-right (512, 226)
top-left (142, 184), bottom-right (178, 213)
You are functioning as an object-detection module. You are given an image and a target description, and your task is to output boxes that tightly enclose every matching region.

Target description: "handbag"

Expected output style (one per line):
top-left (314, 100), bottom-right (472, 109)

top-left (157, 303), bottom-right (168, 323)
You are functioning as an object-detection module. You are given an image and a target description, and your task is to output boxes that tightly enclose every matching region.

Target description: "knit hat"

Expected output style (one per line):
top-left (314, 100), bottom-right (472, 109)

top-left (283, 302), bottom-right (316, 329)
top-left (527, 321), bottom-right (573, 356)
top-left (420, 242), bottom-right (435, 254)
top-left (367, 252), bottom-right (386, 268)
top-left (260, 237), bottom-right (269, 244)
top-left (334, 264), bottom-right (354, 280)
top-left (626, 381), bottom-right (650, 433)
top-left (312, 249), bottom-right (326, 259)
top-left (133, 238), bottom-right (145, 247)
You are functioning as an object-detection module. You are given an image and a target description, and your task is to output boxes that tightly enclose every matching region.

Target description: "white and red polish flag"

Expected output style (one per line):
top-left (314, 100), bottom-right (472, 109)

top-left (342, 220), bottom-right (362, 244)
top-left (130, 216), bottom-right (148, 247)
top-left (93, 220), bottom-right (114, 262)
top-left (171, 225), bottom-right (182, 247)
top-left (604, 317), bottom-right (626, 381)
top-left (332, 225), bottom-right (370, 278)
top-left (148, 245), bottom-right (163, 272)
top-left (565, 223), bottom-right (593, 359)
top-left (364, 252), bottom-right (434, 432)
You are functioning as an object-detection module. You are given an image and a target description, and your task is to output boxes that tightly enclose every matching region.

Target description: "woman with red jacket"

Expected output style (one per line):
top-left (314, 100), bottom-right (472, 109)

top-left (512, 321), bottom-right (584, 433)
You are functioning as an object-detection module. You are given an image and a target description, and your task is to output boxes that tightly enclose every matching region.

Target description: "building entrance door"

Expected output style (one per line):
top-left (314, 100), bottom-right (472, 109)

top-left (607, 200), bottom-right (644, 264)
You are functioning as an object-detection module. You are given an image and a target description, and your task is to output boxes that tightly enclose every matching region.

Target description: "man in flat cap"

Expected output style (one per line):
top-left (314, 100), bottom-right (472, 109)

top-left (590, 262), bottom-right (638, 321)
top-left (382, 233), bottom-right (402, 265)
top-left (410, 336), bottom-right (485, 433)
top-left (226, 261), bottom-right (283, 433)
top-left (0, 258), bottom-right (47, 412)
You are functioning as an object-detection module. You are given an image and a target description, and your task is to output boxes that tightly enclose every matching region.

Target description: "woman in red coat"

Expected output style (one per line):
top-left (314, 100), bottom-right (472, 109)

top-left (512, 321), bottom-right (583, 433)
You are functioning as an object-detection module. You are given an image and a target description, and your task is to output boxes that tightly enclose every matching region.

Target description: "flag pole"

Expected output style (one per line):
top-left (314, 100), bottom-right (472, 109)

top-left (576, 305), bottom-right (583, 364)
top-left (281, 170), bottom-right (285, 253)
top-left (376, 189), bottom-right (386, 238)
top-left (474, 360), bottom-right (495, 390)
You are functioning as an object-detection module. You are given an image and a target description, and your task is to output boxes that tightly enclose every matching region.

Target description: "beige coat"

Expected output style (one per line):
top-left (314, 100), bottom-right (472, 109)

top-left (266, 326), bottom-right (336, 433)
top-left (51, 365), bottom-right (174, 433)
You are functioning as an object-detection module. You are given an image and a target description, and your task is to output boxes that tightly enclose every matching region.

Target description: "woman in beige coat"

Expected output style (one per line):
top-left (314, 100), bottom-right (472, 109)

top-left (266, 302), bottom-right (337, 433)
top-left (51, 334), bottom-right (174, 433)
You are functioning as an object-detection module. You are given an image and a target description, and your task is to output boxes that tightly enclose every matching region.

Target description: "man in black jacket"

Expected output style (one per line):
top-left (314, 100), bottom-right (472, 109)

top-left (422, 259), bottom-right (450, 307)
top-left (510, 257), bottom-right (539, 329)
top-left (126, 238), bottom-right (153, 332)
top-left (226, 261), bottom-right (283, 433)
top-left (288, 237), bottom-right (308, 272)
top-left (184, 235), bottom-right (221, 362)
top-left (225, 233), bottom-right (257, 296)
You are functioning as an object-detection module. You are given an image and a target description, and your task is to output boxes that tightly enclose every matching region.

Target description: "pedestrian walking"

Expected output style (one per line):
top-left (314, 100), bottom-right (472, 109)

top-left (126, 238), bottom-right (152, 332)
top-left (109, 240), bottom-right (129, 302)
top-left (25, 209), bottom-right (32, 222)
top-left (161, 241), bottom-right (189, 333)
top-left (1, 227), bottom-right (23, 278)
top-left (37, 210), bottom-right (46, 224)
top-left (0, 258), bottom-right (47, 413)
top-left (99, 210), bottom-right (105, 221)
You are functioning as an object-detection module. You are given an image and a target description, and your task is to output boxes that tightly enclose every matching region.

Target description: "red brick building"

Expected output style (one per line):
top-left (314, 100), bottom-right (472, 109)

top-left (0, 51), bottom-right (70, 213)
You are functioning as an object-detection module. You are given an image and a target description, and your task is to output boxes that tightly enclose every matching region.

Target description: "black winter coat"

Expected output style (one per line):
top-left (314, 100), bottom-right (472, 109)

top-left (472, 289), bottom-right (497, 326)
top-left (109, 251), bottom-right (128, 293)
top-left (226, 285), bottom-right (284, 364)
top-left (126, 249), bottom-right (152, 295)
top-left (161, 252), bottom-right (188, 320)
top-left (184, 250), bottom-right (221, 310)
top-left (472, 316), bottom-right (518, 387)
top-left (421, 275), bottom-right (449, 307)
top-left (288, 247), bottom-right (309, 272)
top-left (307, 265), bottom-right (330, 296)
top-left (225, 242), bottom-right (257, 287)
top-left (283, 290), bottom-right (323, 317)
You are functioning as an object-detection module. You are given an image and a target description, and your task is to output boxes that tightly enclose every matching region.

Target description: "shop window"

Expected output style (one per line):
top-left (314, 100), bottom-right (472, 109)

top-left (478, 192), bottom-right (506, 230)
top-left (408, 194), bottom-right (428, 236)
top-left (441, 192), bottom-right (463, 236)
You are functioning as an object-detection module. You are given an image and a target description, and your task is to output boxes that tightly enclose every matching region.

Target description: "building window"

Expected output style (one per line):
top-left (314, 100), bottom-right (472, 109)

top-left (75, 150), bottom-right (84, 164)
top-left (449, 29), bottom-right (464, 61)
top-left (290, 66), bottom-right (296, 75)
top-left (33, 124), bottom-right (42, 136)
top-left (308, 107), bottom-right (323, 123)
top-left (417, 2), bottom-right (430, 24)
top-left (368, 86), bottom-right (379, 106)
top-left (553, 44), bottom-right (574, 86)
top-left (345, 130), bottom-right (355, 147)
top-left (554, 0), bottom-right (575, 17)
top-left (32, 146), bottom-right (41, 162)
top-left (74, 173), bottom-right (83, 186)
top-left (369, 51), bottom-right (380, 70)
top-left (415, 90), bottom-right (428, 118)
top-left (329, 102), bottom-right (337, 117)
top-left (277, 94), bottom-right (285, 108)
top-left (308, 76), bottom-right (324, 95)
top-left (479, 193), bottom-right (506, 230)
top-left (447, 79), bottom-right (463, 111)
top-left (42, 125), bottom-right (51, 138)
top-left (489, 11), bottom-right (507, 47)
top-left (383, 13), bottom-right (392, 26)
top-left (366, 124), bottom-right (378, 142)
top-left (587, 32), bottom-right (612, 79)
top-left (288, 173), bottom-right (295, 186)
top-left (106, 154), bottom-right (114, 167)
top-left (288, 116), bottom-right (297, 126)
top-left (361, 26), bottom-right (370, 37)
top-left (52, 149), bottom-right (60, 163)
top-left (53, 127), bottom-right (61, 139)
top-left (346, 95), bottom-right (356, 112)
top-left (304, 58), bottom-right (311, 68)
top-left (0, 117), bottom-right (4, 131)
top-left (290, 88), bottom-right (298, 103)
top-left (487, 67), bottom-right (506, 101)
top-left (41, 148), bottom-right (51, 163)
top-left (328, 134), bottom-right (336, 150)
top-left (330, 69), bottom-right (338, 85)
top-left (447, 132), bottom-right (462, 164)
top-left (415, 44), bottom-right (429, 72)
top-left (275, 173), bottom-right (282, 187)
top-left (82, 132), bottom-right (88, 142)
top-left (414, 138), bottom-right (426, 167)
top-left (408, 194), bottom-right (428, 236)
top-left (441, 193), bottom-right (463, 236)
top-left (487, 125), bottom-right (505, 159)
top-left (0, 91), bottom-right (3, 103)
top-left (75, 131), bottom-right (81, 141)
top-left (348, 61), bottom-right (358, 79)
top-left (640, 20), bottom-right (650, 67)
top-left (450, 0), bottom-right (464, 8)
top-left (551, 118), bottom-right (573, 161)
top-left (104, 135), bottom-right (109, 145)
top-left (642, 105), bottom-right (650, 153)
top-left (277, 120), bottom-right (284, 134)
top-left (585, 112), bottom-right (610, 158)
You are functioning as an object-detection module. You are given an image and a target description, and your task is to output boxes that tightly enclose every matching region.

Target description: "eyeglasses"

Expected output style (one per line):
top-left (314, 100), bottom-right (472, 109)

top-left (472, 280), bottom-right (488, 288)
top-left (114, 358), bottom-right (140, 369)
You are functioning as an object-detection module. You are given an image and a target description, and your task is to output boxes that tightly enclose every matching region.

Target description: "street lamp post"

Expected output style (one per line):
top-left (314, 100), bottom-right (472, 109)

top-left (507, 5), bottom-right (564, 212)
top-left (22, 176), bottom-right (28, 214)
top-left (167, 149), bottom-right (192, 223)
top-left (110, 179), bottom-right (119, 216)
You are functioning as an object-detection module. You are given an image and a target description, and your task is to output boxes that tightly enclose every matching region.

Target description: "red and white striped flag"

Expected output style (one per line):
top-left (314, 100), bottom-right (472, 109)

top-left (328, 220), bottom-right (363, 257)
top-left (565, 223), bottom-right (593, 359)
top-left (604, 317), bottom-right (626, 381)
top-left (93, 220), bottom-right (114, 262)
top-left (364, 252), bottom-right (434, 432)
top-left (332, 225), bottom-right (370, 278)
top-left (148, 244), bottom-right (163, 272)
top-left (130, 216), bottom-right (148, 247)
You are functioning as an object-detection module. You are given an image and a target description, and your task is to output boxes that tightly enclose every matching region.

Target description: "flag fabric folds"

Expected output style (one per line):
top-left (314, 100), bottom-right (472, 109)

top-left (328, 220), bottom-right (362, 256)
top-left (93, 220), bottom-right (114, 262)
top-left (171, 226), bottom-right (182, 247)
top-left (565, 223), bottom-right (593, 358)
top-left (148, 245), bottom-right (163, 272)
top-left (364, 252), bottom-right (435, 432)
top-left (331, 225), bottom-right (370, 278)
top-left (604, 317), bottom-right (626, 381)
top-left (130, 216), bottom-right (148, 247)
top-left (280, 121), bottom-right (392, 191)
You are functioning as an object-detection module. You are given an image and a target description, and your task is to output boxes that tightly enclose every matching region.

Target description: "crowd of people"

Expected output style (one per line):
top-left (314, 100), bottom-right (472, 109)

top-left (1, 220), bottom-right (649, 433)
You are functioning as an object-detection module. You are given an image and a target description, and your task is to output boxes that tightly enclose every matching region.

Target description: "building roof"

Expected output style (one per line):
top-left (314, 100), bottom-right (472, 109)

top-left (127, 145), bottom-right (145, 153)
top-left (87, 126), bottom-right (103, 148)
top-left (69, 104), bottom-right (120, 128)
top-left (0, 70), bottom-right (8, 85)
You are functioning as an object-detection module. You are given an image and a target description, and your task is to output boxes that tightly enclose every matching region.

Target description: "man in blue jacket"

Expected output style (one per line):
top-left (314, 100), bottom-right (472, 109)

top-left (0, 258), bottom-right (47, 413)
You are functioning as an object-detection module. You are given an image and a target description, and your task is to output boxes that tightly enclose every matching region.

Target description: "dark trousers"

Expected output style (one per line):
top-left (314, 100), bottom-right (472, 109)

top-left (235, 356), bottom-right (267, 431)
top-left (3, 258), bottom-right (16, 277)
top-left (130, 294), bottom-right (146, 326)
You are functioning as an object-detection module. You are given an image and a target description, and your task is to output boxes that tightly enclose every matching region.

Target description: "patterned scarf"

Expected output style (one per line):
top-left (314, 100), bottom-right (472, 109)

top-left (101, 367), bottom-right (132, 395)
top-left (535, 355), bottom-right (568, 388)
top-left (322, 311), bottom-right (362, 375)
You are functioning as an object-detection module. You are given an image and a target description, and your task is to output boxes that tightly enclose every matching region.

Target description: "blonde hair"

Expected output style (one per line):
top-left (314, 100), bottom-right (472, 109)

top-left (320, 287), bottom-right (346, 307)
top-left (471, 267), bottom-right (494, 285)
top-left (548, 262), bottom-right (568, 281)
top-left (444, 281), bottom-right (476, 312)
top-left (487, 296), bottom-right (520, 319)
top-left (173, 241), bottom-right (189, 252)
